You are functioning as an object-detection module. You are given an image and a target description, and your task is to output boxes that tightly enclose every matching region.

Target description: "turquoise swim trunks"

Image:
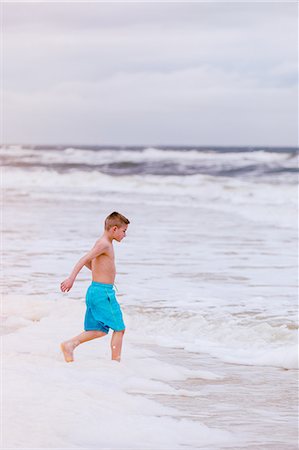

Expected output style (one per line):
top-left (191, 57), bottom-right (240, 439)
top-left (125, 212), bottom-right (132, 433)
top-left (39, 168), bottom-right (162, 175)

top-left (84, 281), bottom-right (125, 334)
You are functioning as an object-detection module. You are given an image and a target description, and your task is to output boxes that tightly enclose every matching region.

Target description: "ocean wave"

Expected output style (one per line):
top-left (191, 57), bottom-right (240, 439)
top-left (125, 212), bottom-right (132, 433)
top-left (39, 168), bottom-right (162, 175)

top-left (127, 306), bottom-right (298, 370)
top-left (3, 166), bottom-right (297, 228)
top-left (1, 145), bottom-right (297, 179)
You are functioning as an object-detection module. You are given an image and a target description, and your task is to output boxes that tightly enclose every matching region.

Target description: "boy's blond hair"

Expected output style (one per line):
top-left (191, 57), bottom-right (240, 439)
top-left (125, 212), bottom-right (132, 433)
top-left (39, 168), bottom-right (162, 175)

top-left (105, 212), bottom-right (130, 231)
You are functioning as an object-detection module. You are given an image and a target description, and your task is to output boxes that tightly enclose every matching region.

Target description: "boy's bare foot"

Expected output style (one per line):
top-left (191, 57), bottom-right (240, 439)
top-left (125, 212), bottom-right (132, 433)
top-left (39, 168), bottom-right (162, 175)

top-left (61, 340), bottom-right (78, 362)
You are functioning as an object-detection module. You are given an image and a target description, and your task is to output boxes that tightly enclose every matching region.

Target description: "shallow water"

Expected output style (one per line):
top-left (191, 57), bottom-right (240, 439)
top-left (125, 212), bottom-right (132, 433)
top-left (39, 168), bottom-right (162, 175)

top-left (140, 345), bottom-right (298, 449)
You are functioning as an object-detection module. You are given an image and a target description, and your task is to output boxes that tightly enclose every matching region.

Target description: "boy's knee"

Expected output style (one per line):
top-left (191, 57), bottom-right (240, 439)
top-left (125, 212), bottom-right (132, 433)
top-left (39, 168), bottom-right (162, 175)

top-left (116, 329), bottom-right (125, 334)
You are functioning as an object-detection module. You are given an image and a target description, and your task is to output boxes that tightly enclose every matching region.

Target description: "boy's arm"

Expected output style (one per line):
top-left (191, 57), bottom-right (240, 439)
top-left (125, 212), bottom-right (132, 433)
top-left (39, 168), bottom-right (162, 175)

top-left (85, 261), bottom-right (92, 270)
top-left (60, 242), bottom-right (107, 292)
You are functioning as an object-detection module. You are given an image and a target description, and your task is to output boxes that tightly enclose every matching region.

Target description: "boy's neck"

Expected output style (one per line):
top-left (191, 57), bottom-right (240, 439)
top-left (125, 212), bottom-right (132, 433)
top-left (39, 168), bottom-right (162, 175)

top-left (103, 230), bottom-right (114, 243)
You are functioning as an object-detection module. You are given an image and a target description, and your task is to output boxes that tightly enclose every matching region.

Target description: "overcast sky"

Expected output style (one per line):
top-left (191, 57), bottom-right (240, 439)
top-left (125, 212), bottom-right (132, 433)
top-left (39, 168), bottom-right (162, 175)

top-left (2, 2), bottom-right (298, 147)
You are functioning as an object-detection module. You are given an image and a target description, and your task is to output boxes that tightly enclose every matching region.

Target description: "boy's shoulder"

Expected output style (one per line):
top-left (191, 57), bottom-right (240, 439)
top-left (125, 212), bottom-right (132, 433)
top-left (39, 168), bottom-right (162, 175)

top-left (95, 236), bottom-right (111, 248)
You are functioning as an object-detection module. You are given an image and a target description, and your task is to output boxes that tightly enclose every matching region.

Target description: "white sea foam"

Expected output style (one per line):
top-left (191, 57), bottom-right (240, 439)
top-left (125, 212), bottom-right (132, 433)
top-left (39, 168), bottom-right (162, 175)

top-left (3, 165), bottom-right (296, 228)
top-left (2, 294), bottom-right (236, 449)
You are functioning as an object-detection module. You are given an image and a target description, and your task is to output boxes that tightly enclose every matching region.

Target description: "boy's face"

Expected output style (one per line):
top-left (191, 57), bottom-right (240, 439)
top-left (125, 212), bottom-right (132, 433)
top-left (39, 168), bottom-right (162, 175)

top-left (112, 225), bottom-right (128, 242)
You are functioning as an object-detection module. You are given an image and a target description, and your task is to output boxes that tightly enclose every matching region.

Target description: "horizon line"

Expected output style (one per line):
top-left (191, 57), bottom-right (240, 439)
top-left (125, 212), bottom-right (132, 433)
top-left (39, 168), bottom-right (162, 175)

top-left (2, 143), bottom-right (299, 149)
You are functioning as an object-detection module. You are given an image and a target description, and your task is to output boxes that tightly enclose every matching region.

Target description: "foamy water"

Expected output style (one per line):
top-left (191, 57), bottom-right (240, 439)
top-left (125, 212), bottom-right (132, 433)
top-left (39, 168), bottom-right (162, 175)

top-left (1, 145), bottom-right (298, 449)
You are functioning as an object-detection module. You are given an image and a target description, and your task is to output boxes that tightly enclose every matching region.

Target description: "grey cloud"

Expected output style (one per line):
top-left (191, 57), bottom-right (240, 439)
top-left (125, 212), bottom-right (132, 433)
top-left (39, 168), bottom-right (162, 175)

top-left (5, 19), bottom-right (296, 88)
top-left (2, 2), bottom-right (298, 146)
top-left (3, 2), bottom-right (296, 31)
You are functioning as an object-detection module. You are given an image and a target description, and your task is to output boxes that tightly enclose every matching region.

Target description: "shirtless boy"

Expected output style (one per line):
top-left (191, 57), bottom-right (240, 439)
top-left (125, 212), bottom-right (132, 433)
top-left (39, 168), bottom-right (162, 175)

top-left (60, 212), bottom-right (130, 363)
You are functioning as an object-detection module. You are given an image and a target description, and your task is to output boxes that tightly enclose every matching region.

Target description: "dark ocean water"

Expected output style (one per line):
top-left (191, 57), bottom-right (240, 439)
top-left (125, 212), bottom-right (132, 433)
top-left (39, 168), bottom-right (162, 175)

top-left (1, 144), bottom-right (298, 180)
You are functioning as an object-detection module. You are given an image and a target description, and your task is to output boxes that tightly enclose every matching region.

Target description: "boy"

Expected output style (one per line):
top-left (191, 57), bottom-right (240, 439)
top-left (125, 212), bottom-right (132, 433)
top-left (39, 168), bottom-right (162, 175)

top-left (60, 211), bottom-right (130, 363)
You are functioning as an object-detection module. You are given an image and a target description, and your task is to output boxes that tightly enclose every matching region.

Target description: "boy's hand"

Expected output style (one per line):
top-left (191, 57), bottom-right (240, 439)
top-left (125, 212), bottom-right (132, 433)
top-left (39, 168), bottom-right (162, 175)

top-left (60, 277), bottom-right (74, 293)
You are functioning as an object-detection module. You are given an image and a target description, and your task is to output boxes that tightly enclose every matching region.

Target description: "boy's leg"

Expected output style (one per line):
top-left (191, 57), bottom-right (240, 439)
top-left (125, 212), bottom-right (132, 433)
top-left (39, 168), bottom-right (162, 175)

top-left (110, 329), bottom-right (125, 362)
top-left (61, 330), bottom-right (107, 362)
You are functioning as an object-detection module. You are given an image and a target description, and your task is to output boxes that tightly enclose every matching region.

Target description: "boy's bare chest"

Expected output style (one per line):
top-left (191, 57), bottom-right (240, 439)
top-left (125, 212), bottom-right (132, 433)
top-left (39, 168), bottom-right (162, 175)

top-left (94, 248), bottom-right (115, 267)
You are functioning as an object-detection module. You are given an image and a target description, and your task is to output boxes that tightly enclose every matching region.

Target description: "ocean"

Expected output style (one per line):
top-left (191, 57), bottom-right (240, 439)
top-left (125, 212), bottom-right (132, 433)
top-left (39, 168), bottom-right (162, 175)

top-left (1, 145), bottom-right (298, 449)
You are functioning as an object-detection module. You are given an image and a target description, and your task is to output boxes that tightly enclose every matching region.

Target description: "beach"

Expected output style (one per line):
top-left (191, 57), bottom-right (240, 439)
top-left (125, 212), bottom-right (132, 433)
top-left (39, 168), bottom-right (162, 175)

top-left (1, 145), bottom-right (298, 449)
